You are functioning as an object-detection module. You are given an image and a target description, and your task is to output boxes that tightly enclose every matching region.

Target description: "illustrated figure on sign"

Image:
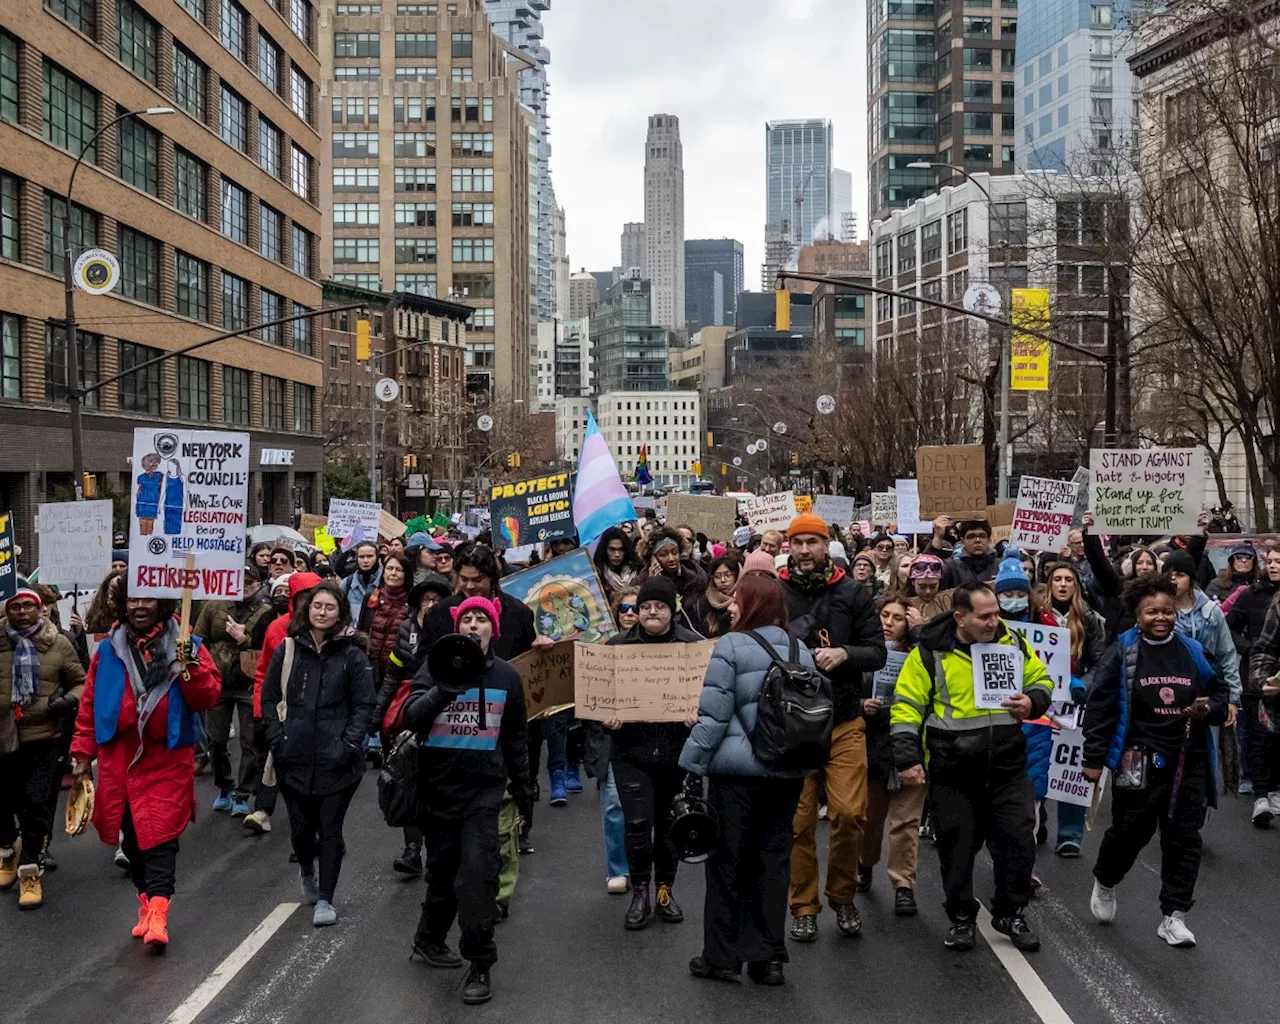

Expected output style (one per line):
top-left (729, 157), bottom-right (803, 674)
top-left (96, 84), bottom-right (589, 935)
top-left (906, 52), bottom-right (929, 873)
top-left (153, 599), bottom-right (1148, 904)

top-left (163, 458), bottom-right (185, 536)
top-left (134, 452), bottom-right (164, 536)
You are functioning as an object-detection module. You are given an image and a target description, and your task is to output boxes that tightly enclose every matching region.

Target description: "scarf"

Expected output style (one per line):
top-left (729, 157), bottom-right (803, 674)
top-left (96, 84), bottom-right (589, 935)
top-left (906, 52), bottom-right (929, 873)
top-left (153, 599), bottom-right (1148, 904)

top-left (784, 558), bottom-right (837, 596)
top-left (111, 618), bottom-right (181, 767)
top-left (6, 620), bottom-right (42, 707)
top-left (602, 565), bottom-right (637, 595)
top-left (704, 586), bottom-right (732, 611)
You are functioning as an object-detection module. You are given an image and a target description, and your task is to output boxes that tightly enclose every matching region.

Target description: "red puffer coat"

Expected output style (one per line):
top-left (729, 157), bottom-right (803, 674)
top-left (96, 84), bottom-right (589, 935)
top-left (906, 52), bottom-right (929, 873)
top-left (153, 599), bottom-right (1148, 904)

top-left (362, 585), bottom-right (409, 673)
top-left (70, 636), bottom-right (221, 850)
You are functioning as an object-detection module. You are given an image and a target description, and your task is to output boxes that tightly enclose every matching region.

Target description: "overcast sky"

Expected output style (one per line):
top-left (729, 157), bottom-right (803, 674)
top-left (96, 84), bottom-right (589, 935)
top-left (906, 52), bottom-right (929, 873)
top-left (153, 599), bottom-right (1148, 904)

top-left (544, 0), bottom-right (868, 288)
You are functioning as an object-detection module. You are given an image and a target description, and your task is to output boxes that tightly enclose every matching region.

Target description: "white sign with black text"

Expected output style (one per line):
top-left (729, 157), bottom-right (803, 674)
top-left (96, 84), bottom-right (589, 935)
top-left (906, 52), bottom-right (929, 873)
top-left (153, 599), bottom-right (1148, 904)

top-left (971, 643), bottom-right (1025, 710)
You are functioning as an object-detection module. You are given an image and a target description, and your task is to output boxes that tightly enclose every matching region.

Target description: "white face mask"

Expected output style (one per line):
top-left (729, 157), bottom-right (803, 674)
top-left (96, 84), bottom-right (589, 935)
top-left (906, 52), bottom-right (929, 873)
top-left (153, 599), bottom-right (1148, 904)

top-left (999, 596), bottom-right (1029, 615)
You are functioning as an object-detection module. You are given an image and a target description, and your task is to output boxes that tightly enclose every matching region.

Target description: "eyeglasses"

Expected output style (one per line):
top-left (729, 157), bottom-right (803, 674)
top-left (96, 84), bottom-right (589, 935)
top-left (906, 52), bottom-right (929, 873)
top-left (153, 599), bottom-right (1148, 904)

top-left (270, 557), bottom-right (291, 565)
top-left (618, 603), bottom-right (637, 614)
top-left (875, 544), bottom-right (893, 552)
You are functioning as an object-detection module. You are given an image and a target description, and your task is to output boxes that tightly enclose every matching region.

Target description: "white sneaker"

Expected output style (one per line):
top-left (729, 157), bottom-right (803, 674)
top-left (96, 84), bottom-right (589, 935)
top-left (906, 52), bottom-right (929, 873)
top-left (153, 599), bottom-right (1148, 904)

top-left (1269, 791), bottom-right (1280, 817)
top-left (243, 809), bottom-right (272, 833)
top-left (1251, 796), bottom-right (1274, 828)
top-left (1158, 911), bottom-right (1195, 947)
top-left (1090, 880), bottom-right (1117, 923)
top-left (606, 876), bottom-right (630, 895)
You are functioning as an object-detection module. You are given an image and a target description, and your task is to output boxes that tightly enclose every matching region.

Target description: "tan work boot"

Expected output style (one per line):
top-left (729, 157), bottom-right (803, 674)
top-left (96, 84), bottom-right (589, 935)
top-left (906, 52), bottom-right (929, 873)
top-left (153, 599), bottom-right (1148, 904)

top-left (0, 838), bottom-right (21, 890)
top-left (17, 865), bottom-right (43, 909)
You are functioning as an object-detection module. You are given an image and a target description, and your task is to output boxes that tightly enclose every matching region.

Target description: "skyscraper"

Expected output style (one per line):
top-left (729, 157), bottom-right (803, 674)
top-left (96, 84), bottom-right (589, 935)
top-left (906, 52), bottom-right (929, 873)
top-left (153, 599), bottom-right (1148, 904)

top-left (644, 115), bottom-right (685, 331)
top-left (621, 222), bottom-right (646, 275)
top-left (685, 239), bottom-right (745, 334)
top-left (766, 119), bottom-right (833, 249)
top-left (831, 168), bottom-right (855, 242)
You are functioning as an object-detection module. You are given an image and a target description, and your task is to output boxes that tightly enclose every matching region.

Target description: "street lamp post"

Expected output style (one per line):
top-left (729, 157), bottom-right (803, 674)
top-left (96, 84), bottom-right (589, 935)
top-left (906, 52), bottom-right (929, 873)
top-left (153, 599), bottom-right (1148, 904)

top-left (64, 106), bottom-right (174, 500)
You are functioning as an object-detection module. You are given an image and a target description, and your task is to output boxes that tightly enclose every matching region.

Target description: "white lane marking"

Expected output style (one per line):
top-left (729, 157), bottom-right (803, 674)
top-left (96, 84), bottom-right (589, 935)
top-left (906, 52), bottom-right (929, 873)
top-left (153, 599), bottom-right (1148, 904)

top-left (977, 906), bottom-right (1076, 1024)
top-left (164, 902), bottom-right (300, 1024)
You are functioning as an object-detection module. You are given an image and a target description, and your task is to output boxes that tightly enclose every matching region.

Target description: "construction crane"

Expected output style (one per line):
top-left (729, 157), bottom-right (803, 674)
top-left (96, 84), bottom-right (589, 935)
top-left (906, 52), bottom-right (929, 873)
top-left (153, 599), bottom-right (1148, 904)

top-left (793, 167), bottom-right (816, 246)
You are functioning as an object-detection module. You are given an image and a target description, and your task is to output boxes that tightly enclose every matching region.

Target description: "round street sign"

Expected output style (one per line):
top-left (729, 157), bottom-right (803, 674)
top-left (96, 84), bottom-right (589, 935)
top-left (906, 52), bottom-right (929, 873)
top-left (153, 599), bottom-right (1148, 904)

top-left (773, 421), bottom-right (788, 435)
top-left (375, 377), bottom-right (400, 402)
top-left (73, 249), bottom-right (120, 295)
top-left (746, 443), bottom-right (758, 455)
top-left (963, 282), bottom-right (1002, 315)
top-left (732, 456), bottom-right (743, 467)
top-left (476, 414), bottom-right (494, 432)
top-left (756, 438), bottom-right (769, 451)
top-left (816, 394), bottom-right (837, 415)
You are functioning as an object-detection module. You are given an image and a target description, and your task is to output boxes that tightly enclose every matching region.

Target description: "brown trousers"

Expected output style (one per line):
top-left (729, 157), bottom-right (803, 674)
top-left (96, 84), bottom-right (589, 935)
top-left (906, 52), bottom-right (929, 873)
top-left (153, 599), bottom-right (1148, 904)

top-left (789, 718), bottom-right (868, 915)
top-left (859, 776), bottom-right (928, 890)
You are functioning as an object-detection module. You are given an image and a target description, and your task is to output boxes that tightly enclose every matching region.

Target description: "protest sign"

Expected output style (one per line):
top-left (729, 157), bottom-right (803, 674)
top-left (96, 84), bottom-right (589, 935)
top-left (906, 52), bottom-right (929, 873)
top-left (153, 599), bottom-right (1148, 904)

top-left (313, 527), bottom-right (337, 555)
top-left (872, 649), bottom-right (909, 702)
top-left (509, 640), bottom-right (576, 720)
top-left (1089, 448), bottom-right (1203, 535)
top-left (0, 511), bottom-right (16, 601)
top-left (1046, 728), bottom-right (1096, 807)
top-left (812, 494), bottom-right (856, 527)
top-left (327, 499), bottom-right (381, 550)
top-left (37, 499), bottom-right (113, 588)
top-left (403, 514), bottom-right (430, 537)
top-left (379, 509), bottom-right (407, 541)
top-left (745, 491), bottom-right (798, 533)
top-left (1009, 476), bottom-right (1080, 552)
top-left (488, 472), bottom-right (574, 549)
top-left (894, 479), bottom-right (930, 534)
top-left (299, 513), bottom-right (328, 541)
top-left (870, 491), bottom-right (897, 528)
top-left (916, 444), bottom-right (987, 517)
top-left (127, 429), bottom-right (250, 600)
top-left (1070, 466), bottom-right (1090, 526)
top-left (665, 493), bottom-right (738, 540)
top-left (1004, 620), bottom-right (1073, 701)
top-left (794, 495), bottom-right (813, 514)
top-left (575, 640), bottom-right (715, 722)
top-left (971, 643), bottom-right (1024, 710)
top-left (987, 502), bottom-right (1016, 543)
top-left (500, 549), bottom-right (616, 643)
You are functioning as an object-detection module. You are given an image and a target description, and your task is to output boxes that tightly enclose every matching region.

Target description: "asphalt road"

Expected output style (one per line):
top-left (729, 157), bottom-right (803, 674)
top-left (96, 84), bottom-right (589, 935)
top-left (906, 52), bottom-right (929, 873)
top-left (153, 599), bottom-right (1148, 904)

top-left (3, 767), bottom-right (1277, 1024)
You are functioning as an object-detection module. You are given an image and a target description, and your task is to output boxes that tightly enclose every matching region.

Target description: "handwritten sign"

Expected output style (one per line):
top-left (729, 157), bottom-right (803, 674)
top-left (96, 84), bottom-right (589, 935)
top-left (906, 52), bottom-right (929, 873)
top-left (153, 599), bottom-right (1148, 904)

top-left (812, 494), bottom-right (856, 526)
top-left (871, 491), bottom-right (897, 527)
top-left (894, 479), bottom-right (930, 534)
top-left (745, 491), bottom-right (798, 533)
top-left (510, 640), bottom-right (576, 720)
top-left (1046, 727), bottom-right (1096, 807)
top-left (37, 499), bottom-right (113, 588)
top-left (1004, 620), bottom-right (1072, 701)
top-left (574, 640), bottom-right (716, 722)
top-left (0, 511), bottom-right (16, 601)
top-left (971, 643), bottom-right (1024, 710)
top-left (916, 444), bottom-right (987, 517)
top-left (665, 493), bottom-right (738, 540)
top-left (1089, 448), bottom-right (1202, 535)
top-left (299, 513), bottom-right (328, 541)
top-left (794, 495), bottom-right (813, 514)
top-left (313, 526), bottom-right (337, 555)
top-left (327, 499), bottom-right (382, 549)
top-left (872, 649), bottom-right (908, 702)
top-left (1010, 476), bottom-right (1080, 552)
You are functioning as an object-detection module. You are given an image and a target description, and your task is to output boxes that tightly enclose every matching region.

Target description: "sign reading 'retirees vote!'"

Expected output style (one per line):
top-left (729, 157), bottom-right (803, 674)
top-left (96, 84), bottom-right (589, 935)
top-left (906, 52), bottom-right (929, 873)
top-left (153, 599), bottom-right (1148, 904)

top-left (489, 473), bottom-right (575, 549)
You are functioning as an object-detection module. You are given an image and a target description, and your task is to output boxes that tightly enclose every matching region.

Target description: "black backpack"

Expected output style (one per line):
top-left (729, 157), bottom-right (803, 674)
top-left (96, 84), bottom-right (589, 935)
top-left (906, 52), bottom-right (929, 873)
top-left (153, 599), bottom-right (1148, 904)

top-left (377, 729), bottom-right (420, 827)
top-left (746, 630), bottom-right (834, 772)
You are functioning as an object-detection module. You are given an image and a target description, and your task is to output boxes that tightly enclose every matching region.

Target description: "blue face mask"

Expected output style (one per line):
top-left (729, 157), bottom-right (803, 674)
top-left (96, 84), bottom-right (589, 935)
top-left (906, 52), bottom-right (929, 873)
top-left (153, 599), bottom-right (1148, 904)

top-left (999, 596), bottom-right (1029, 615)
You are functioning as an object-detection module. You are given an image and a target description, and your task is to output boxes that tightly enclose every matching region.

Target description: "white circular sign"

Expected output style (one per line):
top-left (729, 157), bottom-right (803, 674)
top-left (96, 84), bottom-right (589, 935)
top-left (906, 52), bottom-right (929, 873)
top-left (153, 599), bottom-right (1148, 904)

top-left (73, 248), bottom-right (120, 295)
top-left (963, 283), bottom-right (1002, 315)
top-left (816, 394), bottom-right (837, 415)
top-left (375, 377), bottom-right (400, 402)
top-left (746, 443), bottom-right (758, 455)
top-left (755, 438), bottom-right (769, 452)
top-left (476, 414), bottom-right (494, 433)
top-left (732, 456), bottom-right (743, 467)
top-left (773, 421), bottom-right (788, 435)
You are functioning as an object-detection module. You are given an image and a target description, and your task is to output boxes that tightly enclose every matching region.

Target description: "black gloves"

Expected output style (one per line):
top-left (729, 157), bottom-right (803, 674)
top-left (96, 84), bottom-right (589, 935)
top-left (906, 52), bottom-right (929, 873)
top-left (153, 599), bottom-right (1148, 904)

top-left (682, 772), bottom-right (703, 800)
top-left (47, 689), bottom-right (79, 716)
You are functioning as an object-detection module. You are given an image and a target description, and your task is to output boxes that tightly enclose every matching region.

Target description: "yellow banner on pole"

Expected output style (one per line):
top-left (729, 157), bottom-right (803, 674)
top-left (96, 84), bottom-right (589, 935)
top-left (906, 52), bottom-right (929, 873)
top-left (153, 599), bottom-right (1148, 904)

top-left (1010, 288), bottom-right (1050, 391)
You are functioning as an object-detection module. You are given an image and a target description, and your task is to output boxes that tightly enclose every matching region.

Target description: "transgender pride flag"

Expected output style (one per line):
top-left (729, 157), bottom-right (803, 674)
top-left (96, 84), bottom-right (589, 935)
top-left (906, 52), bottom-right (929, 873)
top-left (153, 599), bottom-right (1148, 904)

top-left (573, 411), bottom-right (636, 546)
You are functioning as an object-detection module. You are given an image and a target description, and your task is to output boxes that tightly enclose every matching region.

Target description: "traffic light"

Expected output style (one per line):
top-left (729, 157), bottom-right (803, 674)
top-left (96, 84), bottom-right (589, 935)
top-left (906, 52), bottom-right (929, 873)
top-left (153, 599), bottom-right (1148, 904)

top-left (355, 318), bottom-right (371, 360)
top-left (720, 463), bottom-right (728, 476)
top-left (402, 454), bottom-right (418, 471)
top-left (83, 473), bottom-right (98, 498)
top-left (506, 452), bottom-right (521, 469)
top-left (775, 288), bottom-right (791, 332)
top-left (691, 461), bottom-right (702, 476)
top-left (706, 431), bottom-right (714, 448)
top-left (791, 452), bottom-right (799, 466)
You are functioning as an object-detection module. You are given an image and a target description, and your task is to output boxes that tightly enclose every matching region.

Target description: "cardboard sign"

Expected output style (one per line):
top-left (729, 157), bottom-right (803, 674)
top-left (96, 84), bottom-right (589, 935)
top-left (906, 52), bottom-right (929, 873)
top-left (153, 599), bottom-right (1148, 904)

top-left (745, 491), bottom-right (798, 533)
top-left (665, 493), bottom-right (738, 540)
top-left (794, 495), bottom-right (813, 514)
top-left (327, 499), bottom-right (382, 550)
top-left (916, 444), bottom-right (987, 517)
top-left (1046, 727), bottom-right (1096, 807)
top-left (0, 511), bottom-right (16, 601)
top-left (37, 499), bottom-right (113, 589)
top-left (379, 509), bottom-right (407, 541)
top-left (894, 480), bottom-right (930, 534)
top-left (1004, 620), bottom-right (1072, 701)
top-left (128, 429), bottom-right (250, 600)
top-left (500, 549), bottom-right (616, 643)
top-left (488, 472), bottom-right (574, 549)
top-left (298, 512), bottom-right (328, 541)
top-left (871, 491), bottom-right (897, 527)
top-left (812, 494), bottom-right (856, 526)
top-left (1089, 448), bottom-right (1202, 536)
top-left (574, 639), bottom-right (716, 722)
top-left (971, 643), bottom-right (1024, 710)
top-left (872, 649), bottom-right (909, 702)
top-left (509, 640), bottom-right (576, 720)
top-left (1010, 477), bottom-right (1080, 552)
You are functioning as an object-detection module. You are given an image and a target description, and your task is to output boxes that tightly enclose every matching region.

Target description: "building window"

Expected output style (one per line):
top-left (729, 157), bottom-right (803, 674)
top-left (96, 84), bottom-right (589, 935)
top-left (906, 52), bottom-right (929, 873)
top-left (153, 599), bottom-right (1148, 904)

top-left (293, 383), bottom-right (314, 432)
top-left (471, 306), bottom-right (494, 329)
top-left (335, 237), bottom-right (379, 263)
top-left (452, 237), bottom-right (493, 263)
top-left (177, 356), bottom-right (210, 421)
top-left (333, 273), bottom-right (379, 288)
top-left (220, 0), bottom-right (247, 61)
top-left (45, 0), bottom-right (97, 37)
top-left (175, 251), bottom-right (209, 321)
top-left (483, 97), bottom-right (493, 122)
top-left (395, 202), bottom-right (434, 226)
top-left (292, 224), bottom-right (312, 276)
top-left (395, 273), bottom-right (436, 295)
top-left (451, 132), bottom-right (494, 157)
top-left (339, 2), bottom-right (383, 10)
top-left (42, 61), bottom-right (98, 160)
top-left (219, 85), bottom-right (248, 152)
top-left (118, 341), bottom-right (162, 414)
top-left (395, 32), bottom-right (436, 57)
top-left (293, 304), bottom-right (312, 354)
top-left (260, 289), bottom-right (282, 344)
top-left (119, 227), bottom-right (160, 305)
top-left (289, 65), bottom-right (310, 122)
top-left (450, 66), bottom-right (472, 83)
top-left (451, 32), bottom-right (473, 57)
top-left (117, 1), bottom-right (158, 84)
top-left (222, 272), bottom-right (248, 331)
top-left (333, 166), bottom-right (379, 191)
top-left (394, 131), bottom-right (435, 157)
top-left (220, 179), bottom-right (247, 242)
top-left (394, 167), bottom-right (434, 192)
top-left (947, 207), bottom-right (968, 254)
top-left (451, 201), bottom-right (493, 226)
top-left (259, 203), bottom-right (282, 261)
top-left (258, 30), bottom-right (280, 91)
top-left (450, 97), bottom-right (481, 122)
top-left (1, 32), bottom-right (17, 124)
top-left (258, 117), bottom-right (282, 177)
top-left (337, 32), bottom-right (381, 57)
top-left (45, 324), bottom-right (100, 407)
top-left (223, 366), bottom-right (249, 425)
top-left (263, 375), bottom-right (285, 429)
top-left (0, 172), bottom-right (18, 261)
top-left (834, 327), bottom-right (865, 348)
top-left (1091, 4), bottom-right (1112, 27)
top-left (395, 237), bottom-right (435, 263)
top-left (991, 201), bottom-right (1027, 246)
top-left (42, 193), bottom-right (98, 272)
top-left (173, 45), bottom-right (207, 121)
top-left (451, 167), bottom-right (493, 192)
top-left (174, 148), bottom-right (207, 220)
top-left (336, 202), bottom-right (380, 225)
top-left (921, 219), bottom-right (942, 264)
top-left (177, 0), bottom-right (205, 19)
top-left (333, 131), bottom-right (379, 157)
top-left (896, 232), bottom-right (916, 273)
top-left (394, 96), bottom-right (434, 123)
top-left (1091, 67), bottom-right (1113, 90)
top-left (336, 67), bottom-right (381, 80)
top-left (290, 145), bottom-right (312, 199)
top-left (289, 0), bottom-right (312, 46)
top-left (0, 313), bottom-right (20, 400)
top-left (117, 115), bottom-right (158, 195)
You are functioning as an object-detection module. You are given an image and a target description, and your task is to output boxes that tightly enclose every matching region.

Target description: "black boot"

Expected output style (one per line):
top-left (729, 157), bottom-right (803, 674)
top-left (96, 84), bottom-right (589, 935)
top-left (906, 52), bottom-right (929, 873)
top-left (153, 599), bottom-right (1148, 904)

top-left (461, 963), bottom-right (492, 1005)
top-left (747, 959), bottom-right (785, 986)
top-left (654, 882), bottom-right (684, 924)
top-left (991, 912), bottom-right (1041, 952)
top-left (894, 887), bottom-right (918, 917)
top-left (625, 881), bottom-right (652, 930)
top-left (393, 842), bottom-right (423, 875)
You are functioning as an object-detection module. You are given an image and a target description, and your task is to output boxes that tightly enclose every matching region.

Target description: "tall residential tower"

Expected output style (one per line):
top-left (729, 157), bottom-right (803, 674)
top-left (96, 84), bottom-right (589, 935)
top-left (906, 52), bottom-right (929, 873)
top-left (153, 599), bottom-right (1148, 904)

top-left (643, 114), bottom-right (684, 332)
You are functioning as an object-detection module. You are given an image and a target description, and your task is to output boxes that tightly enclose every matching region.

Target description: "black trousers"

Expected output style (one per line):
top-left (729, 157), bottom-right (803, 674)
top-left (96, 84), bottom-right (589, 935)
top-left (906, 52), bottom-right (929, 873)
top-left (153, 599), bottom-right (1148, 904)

top-left (1244, 695), bottom-right (1280, 793)
top-left (0, 738), bottom-right (63, 867)
top-left (416, 785), bottom-right (503, 968)
top-left (206, 689), bottom-right (258, 797)
top-left (279, 782), bottom-right (359, 902)
top-left (703, 776), bottom-right (804, 971)
top-left (121, 806), bottom-right (179, 898)
top-left (1094, 755), bottom-right (1208, 915)
top-left (251, 720), bottom-right (279, 815)
top-left (612, 758), bottom-right (683, 887)
top-left (931, 765), bottom-right (1036, 921)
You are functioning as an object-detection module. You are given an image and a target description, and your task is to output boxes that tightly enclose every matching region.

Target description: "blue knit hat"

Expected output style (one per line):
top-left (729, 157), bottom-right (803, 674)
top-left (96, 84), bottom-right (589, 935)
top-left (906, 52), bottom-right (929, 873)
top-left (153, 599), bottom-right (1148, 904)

top-left (992, 546), bottom-right (1030, 594)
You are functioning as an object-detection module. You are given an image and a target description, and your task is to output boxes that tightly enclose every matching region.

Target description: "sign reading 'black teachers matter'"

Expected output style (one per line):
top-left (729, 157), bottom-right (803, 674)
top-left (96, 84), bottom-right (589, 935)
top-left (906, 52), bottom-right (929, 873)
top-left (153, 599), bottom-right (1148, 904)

top-left (490, 472), bottom-right (575, 549)
top-left (1089, 447), bottom-right (1202, 535)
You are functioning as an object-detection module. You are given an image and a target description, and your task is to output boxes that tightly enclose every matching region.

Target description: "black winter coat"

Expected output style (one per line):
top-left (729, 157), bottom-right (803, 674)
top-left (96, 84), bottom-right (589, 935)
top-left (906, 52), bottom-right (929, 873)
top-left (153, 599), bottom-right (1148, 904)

top-left (1225, 579), bottom-right (1280, 682)
top-left (262, 630), bottom-right (376, 796)
top-left (604, 622), bottom-right (703, 766)
top-left (373, 613), bottom-right (427, 731)
top-left (421, 590), bottom-right (537, 662)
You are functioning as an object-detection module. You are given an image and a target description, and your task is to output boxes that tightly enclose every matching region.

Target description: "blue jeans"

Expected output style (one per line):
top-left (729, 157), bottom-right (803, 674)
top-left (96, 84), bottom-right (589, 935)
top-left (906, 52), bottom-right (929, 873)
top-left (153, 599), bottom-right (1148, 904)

top-left (542, 713), bottom-right (567, 777)
top-left (600, 765), bottom-right (628, 880)
top-left (1056, 801), bottom-right (1086, 847)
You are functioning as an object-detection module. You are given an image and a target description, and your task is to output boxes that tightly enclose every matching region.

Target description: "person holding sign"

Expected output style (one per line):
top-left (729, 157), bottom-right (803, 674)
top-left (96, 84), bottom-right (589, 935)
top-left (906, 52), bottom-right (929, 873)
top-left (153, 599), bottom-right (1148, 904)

top-left (890, 582), bottom-right (1053, 953)
top-left (925, 517), bottom-right (999, 589)
top-left (1082, 575), bottom-right (1228, 948)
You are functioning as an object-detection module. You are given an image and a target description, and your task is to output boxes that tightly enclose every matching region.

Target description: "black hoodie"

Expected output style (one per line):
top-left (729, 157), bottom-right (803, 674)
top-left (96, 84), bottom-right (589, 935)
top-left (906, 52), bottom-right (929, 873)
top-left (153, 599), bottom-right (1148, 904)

top-left (605, 621), bottom-right (704, 765)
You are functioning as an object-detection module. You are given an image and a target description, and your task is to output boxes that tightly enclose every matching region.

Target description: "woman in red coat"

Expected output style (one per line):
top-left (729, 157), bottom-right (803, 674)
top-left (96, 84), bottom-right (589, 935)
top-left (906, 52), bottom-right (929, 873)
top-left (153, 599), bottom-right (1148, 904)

top-left (359, 554), bottom-right (410, 684)
top-left (71, 593), bottom-right (220, 950)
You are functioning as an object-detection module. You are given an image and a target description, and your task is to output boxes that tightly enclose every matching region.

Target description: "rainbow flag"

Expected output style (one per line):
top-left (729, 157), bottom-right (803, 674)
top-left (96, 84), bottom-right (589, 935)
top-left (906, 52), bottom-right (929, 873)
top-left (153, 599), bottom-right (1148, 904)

top-left (573, 411), bottom-right (636, 546)
top-left (633, 444), bottom-right (652, 486)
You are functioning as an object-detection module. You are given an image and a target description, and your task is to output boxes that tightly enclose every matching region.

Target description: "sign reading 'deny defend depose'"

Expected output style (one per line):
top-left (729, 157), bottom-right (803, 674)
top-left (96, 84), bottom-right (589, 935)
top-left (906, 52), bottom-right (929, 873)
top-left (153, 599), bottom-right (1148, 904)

top-left (1009, 475), bottom-right (1081, 552)
top-left (37, 499), bottom-right (114, 589)
top-left (916, 444), bottom-right (987, 518)
top-left (128, 429), bottom-right (250, 600)
top-left (745, 491), bottom-right (799, 533)
top-left (971, 643), bottom-right (1025, 710)
top-left (1089, 447), bottom-right (1202, 535)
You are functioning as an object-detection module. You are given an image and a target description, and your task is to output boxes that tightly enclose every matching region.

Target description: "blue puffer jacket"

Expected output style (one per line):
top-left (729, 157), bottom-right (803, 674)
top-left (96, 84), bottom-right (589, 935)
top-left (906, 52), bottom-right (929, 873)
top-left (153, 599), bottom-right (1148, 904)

top-left (679, 626), bottom-right (814, 779)
top-left (1023, 722), bottom-right (1054, 799)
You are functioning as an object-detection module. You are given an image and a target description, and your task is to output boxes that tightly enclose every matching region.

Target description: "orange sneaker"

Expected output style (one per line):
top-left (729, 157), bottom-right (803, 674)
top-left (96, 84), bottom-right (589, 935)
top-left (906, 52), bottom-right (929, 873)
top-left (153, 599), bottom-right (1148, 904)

top-left (131, 894), bottom-right (151, 938)
top-left (143, 896), bottom-right (170, 949)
